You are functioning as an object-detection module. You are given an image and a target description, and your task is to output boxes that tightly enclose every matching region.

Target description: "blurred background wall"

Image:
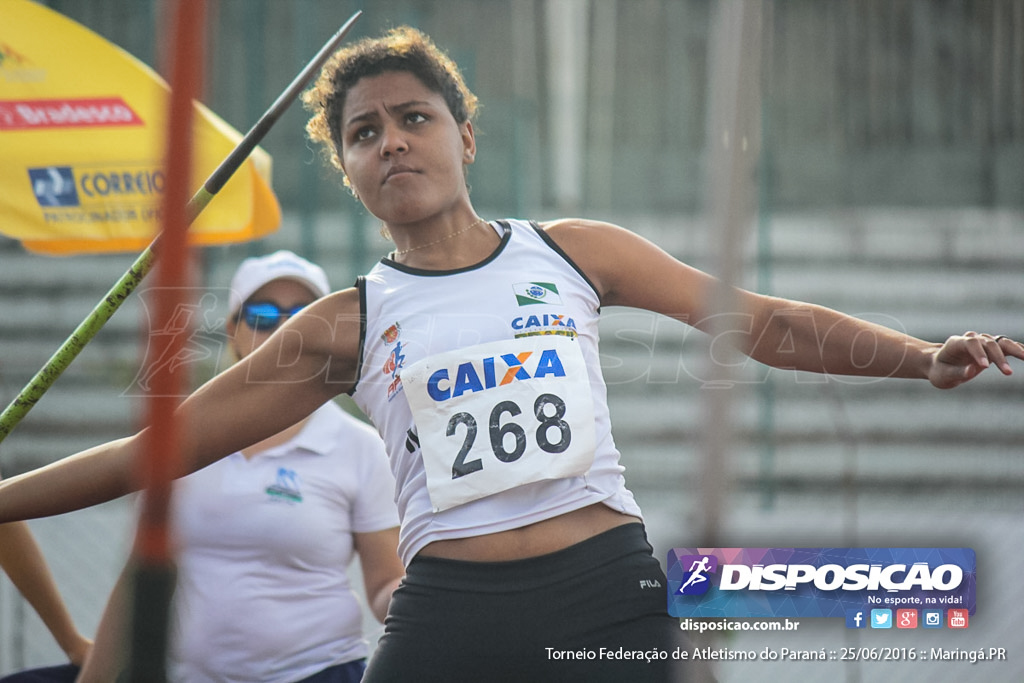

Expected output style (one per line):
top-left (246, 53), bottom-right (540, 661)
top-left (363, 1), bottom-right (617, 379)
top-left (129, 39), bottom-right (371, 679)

top-left (1, 1), bottom-right (1022, 680)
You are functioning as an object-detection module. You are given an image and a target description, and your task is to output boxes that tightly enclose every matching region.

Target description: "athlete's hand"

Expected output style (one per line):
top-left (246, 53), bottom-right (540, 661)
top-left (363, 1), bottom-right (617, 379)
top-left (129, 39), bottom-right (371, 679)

top-left (928, 332), bottom-right (1024, 389)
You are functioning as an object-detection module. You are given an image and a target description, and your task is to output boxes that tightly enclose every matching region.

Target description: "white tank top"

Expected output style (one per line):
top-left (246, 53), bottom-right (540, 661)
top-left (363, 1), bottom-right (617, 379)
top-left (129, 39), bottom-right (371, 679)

top-left (352, 219), bottom-right (642, 564)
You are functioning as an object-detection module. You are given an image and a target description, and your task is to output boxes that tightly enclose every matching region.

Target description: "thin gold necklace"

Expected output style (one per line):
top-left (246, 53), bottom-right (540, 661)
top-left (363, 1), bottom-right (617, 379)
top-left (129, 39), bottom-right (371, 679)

top-left (393, 217), bottom-right (487, 256)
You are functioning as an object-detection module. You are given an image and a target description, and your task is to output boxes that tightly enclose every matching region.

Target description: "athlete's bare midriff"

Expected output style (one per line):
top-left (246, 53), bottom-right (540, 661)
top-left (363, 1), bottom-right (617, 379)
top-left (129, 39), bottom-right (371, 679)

top-left (417, 503), bottom-right (642, 562)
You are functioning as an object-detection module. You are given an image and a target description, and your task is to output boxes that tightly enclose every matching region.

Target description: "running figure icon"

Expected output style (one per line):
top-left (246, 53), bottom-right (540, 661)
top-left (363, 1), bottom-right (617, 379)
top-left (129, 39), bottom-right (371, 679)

top-left (679, 556), bottom-right (713, 593)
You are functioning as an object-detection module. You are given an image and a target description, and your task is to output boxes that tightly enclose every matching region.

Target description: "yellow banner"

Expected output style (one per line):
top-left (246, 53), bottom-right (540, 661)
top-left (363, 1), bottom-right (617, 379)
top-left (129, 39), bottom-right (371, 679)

top-left (0, 0), bottom-right (280, 255)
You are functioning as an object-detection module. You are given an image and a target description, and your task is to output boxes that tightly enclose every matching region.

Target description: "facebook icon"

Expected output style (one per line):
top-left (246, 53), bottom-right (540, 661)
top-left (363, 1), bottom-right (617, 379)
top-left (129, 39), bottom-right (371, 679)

top-left (845, 609), bottom-right (866, 629)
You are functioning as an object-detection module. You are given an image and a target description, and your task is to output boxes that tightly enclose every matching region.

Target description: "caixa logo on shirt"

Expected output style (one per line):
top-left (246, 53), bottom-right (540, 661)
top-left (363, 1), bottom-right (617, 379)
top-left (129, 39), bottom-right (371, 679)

top-left (511, 313), bottom-right (578, 340)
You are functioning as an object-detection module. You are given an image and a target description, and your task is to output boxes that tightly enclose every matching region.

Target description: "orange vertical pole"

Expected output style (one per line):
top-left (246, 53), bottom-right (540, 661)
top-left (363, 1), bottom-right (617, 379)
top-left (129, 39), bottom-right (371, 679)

top-left (129, 1), bottom-right (205, 680)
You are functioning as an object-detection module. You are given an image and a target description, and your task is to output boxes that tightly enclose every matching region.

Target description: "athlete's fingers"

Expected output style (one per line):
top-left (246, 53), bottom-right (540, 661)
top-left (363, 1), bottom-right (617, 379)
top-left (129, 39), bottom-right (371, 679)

top-left (991, 334), bottom-right (1024, 374)
top-left (958, 332), bottom-right (992, 371)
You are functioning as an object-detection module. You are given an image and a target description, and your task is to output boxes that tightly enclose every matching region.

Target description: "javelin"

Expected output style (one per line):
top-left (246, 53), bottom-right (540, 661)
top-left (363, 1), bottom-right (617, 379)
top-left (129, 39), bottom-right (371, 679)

top-left (0, 10), bottom-right (362, 446)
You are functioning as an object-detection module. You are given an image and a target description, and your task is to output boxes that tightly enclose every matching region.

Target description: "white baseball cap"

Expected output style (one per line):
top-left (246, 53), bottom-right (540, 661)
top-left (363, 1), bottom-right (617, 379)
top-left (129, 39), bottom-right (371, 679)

top-left (228, 250), bottom-right (331, 315)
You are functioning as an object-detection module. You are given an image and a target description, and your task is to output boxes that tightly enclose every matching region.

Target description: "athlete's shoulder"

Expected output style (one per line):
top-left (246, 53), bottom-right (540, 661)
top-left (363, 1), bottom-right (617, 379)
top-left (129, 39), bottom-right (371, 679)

top-left (534, 219), bottom-right (654, 300)
top-left (297, 286), bottom-right (362, 339)
top-left (283, 286), bottom-right (362, 390)
top-left (535, 217), bottom-right (639, 248)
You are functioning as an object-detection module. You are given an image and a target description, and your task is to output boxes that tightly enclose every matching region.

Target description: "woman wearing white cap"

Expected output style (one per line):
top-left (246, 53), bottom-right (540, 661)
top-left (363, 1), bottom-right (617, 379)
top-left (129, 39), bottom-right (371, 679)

top-left (77, 251), bottom-right (404, 683)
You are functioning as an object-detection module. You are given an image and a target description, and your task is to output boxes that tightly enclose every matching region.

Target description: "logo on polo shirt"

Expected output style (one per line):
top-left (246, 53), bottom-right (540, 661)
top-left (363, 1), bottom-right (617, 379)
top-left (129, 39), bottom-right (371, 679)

top-left (265, 467), bottom-right (302, 503)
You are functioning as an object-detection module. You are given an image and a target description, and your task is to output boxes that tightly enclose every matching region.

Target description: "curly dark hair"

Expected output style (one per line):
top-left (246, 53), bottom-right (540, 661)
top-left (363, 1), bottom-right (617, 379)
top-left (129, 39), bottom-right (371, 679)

top-left (302, 26), bottom-right (479, 180)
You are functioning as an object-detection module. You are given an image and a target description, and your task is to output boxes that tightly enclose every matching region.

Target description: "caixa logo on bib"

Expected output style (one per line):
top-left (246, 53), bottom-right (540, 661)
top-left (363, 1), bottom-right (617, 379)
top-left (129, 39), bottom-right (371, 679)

top-left (667, 548), bottom-right (975, 620)
top-left (424, 347), bottom-right (566, 401)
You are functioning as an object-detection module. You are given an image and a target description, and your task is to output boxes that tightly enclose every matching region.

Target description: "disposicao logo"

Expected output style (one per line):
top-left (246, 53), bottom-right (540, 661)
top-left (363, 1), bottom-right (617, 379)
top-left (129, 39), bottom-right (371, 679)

top-left (667, 548), bottom-right (976, 620)
top-left (675, 555), bottom-right (718, 595)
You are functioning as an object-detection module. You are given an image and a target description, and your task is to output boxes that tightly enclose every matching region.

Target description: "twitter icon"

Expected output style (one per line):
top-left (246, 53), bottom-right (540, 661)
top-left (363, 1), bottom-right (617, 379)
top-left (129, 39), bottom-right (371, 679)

top-left (870, 609), bottom-right (892, 629)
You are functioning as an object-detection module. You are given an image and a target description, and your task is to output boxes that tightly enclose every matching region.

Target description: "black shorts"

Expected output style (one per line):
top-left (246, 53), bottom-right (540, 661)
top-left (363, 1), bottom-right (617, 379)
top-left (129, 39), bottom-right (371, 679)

top-left (364, 523), bottom-right (707, 682)
top-left (0, 664), bottom-right (78, 683)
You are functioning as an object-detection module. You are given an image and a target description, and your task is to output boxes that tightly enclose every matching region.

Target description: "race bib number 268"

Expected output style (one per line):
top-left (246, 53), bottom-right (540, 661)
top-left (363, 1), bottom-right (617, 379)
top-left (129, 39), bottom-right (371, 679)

top-left (400, 336), bottom-right (596, 511)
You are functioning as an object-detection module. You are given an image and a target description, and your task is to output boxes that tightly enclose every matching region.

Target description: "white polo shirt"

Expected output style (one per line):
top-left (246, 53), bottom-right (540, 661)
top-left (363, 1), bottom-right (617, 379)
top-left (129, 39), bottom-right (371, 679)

top-left (167, 402), bottom-right (398, 683)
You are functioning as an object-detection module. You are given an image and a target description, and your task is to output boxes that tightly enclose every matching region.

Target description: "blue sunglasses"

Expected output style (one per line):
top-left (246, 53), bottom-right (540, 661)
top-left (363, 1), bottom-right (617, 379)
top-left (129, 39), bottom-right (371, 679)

top-left (240, 301), bottom-right (307, 332)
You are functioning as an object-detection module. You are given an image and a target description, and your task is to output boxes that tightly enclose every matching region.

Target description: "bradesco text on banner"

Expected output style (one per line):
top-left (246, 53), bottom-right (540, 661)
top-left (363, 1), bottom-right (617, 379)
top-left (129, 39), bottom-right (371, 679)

top-left (666, 548), bottom-right (975, 619)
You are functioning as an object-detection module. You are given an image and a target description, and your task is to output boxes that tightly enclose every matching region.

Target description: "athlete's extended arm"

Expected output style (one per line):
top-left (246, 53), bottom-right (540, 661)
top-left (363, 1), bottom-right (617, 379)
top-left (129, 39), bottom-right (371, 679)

top-left (0, 289), bottom-right (362, 524)
top-left (546, 219), bottom-right (1023, 388)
